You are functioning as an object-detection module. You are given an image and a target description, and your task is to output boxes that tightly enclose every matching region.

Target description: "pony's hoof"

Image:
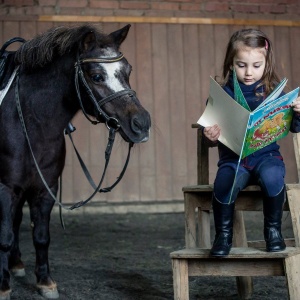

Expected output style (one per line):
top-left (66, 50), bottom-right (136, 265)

top-left (11, 267), bottom-right (26, 277)
top-left (37, 283), bottom-right (59, 299)
top-left (0, 290), bottom-right (11, 300)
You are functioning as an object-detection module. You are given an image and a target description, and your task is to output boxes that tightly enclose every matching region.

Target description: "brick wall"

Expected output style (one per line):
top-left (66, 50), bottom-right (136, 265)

top-left (0, 0), bottom-right (299, 21)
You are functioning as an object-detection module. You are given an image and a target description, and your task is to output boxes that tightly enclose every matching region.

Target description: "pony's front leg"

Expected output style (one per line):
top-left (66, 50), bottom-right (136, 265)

top-left (0, 184), bottom-right (14, 300)
top-left (28, 195), bottom-right (59, 299)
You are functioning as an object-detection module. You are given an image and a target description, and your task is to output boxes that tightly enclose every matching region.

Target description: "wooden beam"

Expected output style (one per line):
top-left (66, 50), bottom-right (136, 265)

top-left (38, 15), bottom-right (300, 27)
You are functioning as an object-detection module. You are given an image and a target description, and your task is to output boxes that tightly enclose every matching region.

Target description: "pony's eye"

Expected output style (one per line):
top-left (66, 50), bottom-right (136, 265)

top-left (91, 74), bottom-right (104, 83)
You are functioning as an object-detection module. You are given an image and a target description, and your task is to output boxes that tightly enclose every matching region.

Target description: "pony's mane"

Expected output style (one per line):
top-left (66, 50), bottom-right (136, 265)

top-left (14, 25), bottom-right (109, 69)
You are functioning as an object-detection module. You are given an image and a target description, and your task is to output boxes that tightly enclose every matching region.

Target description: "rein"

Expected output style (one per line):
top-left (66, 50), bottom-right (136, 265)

top-left (14, 52), bottom-right (135, 211)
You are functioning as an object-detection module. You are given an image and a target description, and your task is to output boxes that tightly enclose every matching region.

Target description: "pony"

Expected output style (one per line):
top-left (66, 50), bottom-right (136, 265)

top-left (0, 24), bottom-right (151, 299)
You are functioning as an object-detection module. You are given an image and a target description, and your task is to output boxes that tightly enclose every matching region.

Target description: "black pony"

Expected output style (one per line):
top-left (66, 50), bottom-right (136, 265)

top-left (0, 24), bottom-right (151, 299)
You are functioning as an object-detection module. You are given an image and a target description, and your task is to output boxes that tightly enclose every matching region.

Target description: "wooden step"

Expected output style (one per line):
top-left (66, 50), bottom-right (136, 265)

top-left (171, 247), bottom-right (300, 277)
top-left (171, 247), bottom-right (300, 259)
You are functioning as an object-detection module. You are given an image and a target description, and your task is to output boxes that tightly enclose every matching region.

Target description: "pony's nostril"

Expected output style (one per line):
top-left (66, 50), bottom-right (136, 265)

top-left (131, 117), bottom-right (143, 133)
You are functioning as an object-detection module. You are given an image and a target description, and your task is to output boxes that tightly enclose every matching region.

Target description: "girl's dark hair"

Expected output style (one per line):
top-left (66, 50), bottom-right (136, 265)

top-left (223, 28), bottom-right (280, 96)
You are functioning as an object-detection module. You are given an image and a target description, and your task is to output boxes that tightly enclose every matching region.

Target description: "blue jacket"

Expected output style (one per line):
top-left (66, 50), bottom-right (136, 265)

top-left (217, 75), bottom-right (300, 169)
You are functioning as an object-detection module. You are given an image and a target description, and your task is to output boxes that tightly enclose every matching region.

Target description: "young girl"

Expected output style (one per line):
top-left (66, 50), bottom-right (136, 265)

top-left (203, 28), bottom-right (300, 257)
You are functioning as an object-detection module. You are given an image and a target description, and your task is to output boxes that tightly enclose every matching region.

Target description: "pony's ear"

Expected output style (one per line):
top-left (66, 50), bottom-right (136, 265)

top-left (82, 31), bottom-right (97, 51)
top-left (109, 24), bottom-right (131, 48)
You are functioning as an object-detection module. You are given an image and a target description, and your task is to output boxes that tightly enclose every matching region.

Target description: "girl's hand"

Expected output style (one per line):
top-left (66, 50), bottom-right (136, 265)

top-left (203, 124), bottom-right (221, 142)
top-left (292, 97), bottom-right (300, 115)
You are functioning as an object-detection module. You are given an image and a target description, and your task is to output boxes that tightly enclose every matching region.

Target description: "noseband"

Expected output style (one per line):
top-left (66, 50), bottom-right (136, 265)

top-left (74, 52), bottom-right (136, 130)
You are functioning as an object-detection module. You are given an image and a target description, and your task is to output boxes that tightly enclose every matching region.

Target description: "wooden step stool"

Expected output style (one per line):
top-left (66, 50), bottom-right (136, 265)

top-left (171, 125), bottom-right (300, 299)
top-left (171, 247), bottom-right (300, 300)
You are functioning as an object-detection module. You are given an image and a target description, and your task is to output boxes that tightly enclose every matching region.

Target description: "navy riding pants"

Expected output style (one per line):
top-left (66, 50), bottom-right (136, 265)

top-left (214, 155), bottom-right (286, 204)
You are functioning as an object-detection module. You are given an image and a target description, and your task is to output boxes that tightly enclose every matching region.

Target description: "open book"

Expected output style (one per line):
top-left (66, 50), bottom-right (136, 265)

top-left (197, 71), bottom-right (299, 203)
top-left (198, 72), bottom-right (299, 159)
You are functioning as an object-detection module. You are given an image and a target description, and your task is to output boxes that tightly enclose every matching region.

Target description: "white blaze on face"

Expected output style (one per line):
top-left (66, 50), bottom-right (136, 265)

top-left (102, 62), bottom-right (124, 92)
top-left (99, 49), bottom-right (125, 92)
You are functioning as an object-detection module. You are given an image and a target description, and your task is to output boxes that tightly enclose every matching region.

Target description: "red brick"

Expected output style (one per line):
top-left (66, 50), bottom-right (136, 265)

top-left (4, 0), bottom-right (33, 5)
top-left (120, 1), bottom-right (150, 10)
top-left (260, 4), bottom-right (286, 14)
top-left (58, 0), bottom-right (88, 8)
top-left (151, 2), bottom-right (180, 10)
top-left (205, 2), bottom-right (229, 12)
top-left (287, 5), bottom-right (300, 14)
top-left (164, 0), bottom-right (193, 2)
top-left (230, 4), bottom-right (260, 13)
top-left (90, 0), bottom-right (119, 9)
top-left (180, 3), bottom-right (201, 11)
top-left (38, 0), bottom-right (56, 6)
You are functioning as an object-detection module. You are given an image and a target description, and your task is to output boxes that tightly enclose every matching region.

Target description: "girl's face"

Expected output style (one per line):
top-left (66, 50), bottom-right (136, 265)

top-left (233, 46), bottom-right (266, 85)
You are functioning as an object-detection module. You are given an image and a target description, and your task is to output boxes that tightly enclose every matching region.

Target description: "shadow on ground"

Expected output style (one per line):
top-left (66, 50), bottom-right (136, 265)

top-left (10, 208), bottom-right (293, 299)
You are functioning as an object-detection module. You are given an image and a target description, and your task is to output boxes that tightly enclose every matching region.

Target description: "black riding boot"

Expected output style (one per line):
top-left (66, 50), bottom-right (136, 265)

top-left (210, 197), bottom-right (235, 257)
top-left (263, 187), bottom-right (286, 252)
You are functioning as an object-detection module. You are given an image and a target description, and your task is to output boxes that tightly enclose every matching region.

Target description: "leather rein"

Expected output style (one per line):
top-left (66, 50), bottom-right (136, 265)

top-left (15, 52), bottom-right (135, 211)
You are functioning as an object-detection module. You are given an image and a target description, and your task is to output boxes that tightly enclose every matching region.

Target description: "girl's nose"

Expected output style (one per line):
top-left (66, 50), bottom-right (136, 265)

top-left (245, 67), bottom-right (251, 76)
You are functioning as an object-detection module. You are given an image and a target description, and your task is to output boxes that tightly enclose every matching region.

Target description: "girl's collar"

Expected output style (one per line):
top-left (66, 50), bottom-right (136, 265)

top-left (227, 72), bottom-right (263, 93)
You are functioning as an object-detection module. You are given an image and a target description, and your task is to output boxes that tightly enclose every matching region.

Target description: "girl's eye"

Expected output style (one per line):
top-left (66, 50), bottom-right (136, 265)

top-left (91, 74), bottom-right (104, 83)
top-left (237, 64), bottom-right (245, 68)
top-left (254, 65), bottom-right (261, 68)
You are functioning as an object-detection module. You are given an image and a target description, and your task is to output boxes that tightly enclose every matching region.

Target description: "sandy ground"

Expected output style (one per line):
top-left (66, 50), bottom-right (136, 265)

top-left (9, 208), bottom-right (293, 300)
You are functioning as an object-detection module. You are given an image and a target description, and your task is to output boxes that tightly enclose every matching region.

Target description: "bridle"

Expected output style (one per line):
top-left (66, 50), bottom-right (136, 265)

top-left (74, 52), bottom-right (136, 129)
top-left (15, 51), bottom-right (136, 213)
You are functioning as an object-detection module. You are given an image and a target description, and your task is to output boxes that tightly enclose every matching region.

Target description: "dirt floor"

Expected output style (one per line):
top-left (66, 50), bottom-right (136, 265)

top-left (9, 207), bottom-right (293, 300)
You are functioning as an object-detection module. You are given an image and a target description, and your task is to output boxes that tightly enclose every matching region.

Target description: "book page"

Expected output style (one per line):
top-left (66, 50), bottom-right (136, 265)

top-left (197, 77), bottom-right (250, 155)
top-left (255, 78), bottom-right (287, 110)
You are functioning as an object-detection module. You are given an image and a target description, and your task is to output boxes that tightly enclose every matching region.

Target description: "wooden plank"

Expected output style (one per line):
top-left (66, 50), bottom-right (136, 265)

top-left (183, 189), bottom-right (291, 211)
top-left (184, 194), bottom-right (198, 248)
top-left (198, 209), bottom-right (211, 248)
top-left (19, 21), bottom-right (36, 41)
top-left (183, 24), bottom-right (200, 185)
top-left (36, 21), bottom-right (54, 35)
top-left (292, 133), bottom-right (300, 182)
top-left (135, 23), bottom-right (156, 201)
top-left (199, 24), bottom-right (215, 104)
top-left (233, 211), bottom-right (247, 247)
top-left (197, 26), bottom-right (214, 184)
top-left (286, 187), bottom-right (300, 247)
top-left (168, 24), bottom-right (188, 199)
top-left (152, 23), bottom-right (172, 200)
top-left (38, 15), bottom-right (300, 27)
top-left (0, 22), bottom-right (3, 45)
top-left (170, 247), bottom-right (300, 259)
top-left (188, 259), bottom-right (284, 276)
top-left (289, 28), bottom-right (300, 94)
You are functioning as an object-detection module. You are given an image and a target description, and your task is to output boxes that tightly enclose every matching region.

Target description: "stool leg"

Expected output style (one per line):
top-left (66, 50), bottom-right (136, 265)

top-left (172, 259), bottom-right (189, 300)
top-left (285, 254), bottom-right (300, 300)
top-left (233, 211), bottom-right (253, 300)
top-left (184, 194), bottom-right (197, 248)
